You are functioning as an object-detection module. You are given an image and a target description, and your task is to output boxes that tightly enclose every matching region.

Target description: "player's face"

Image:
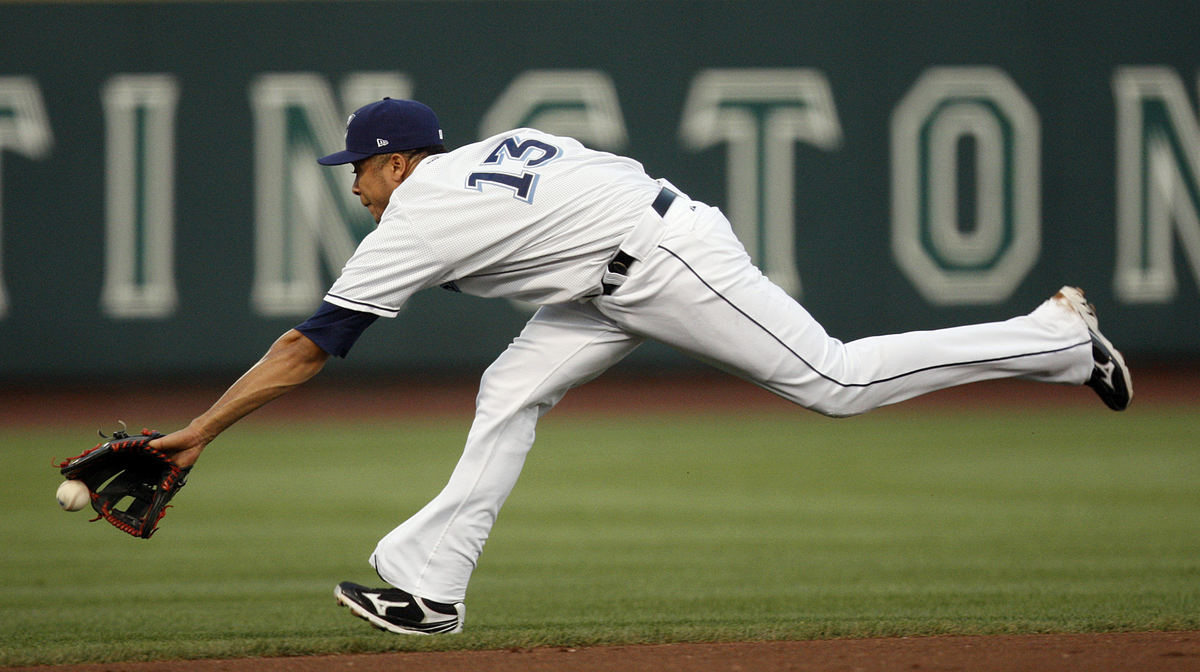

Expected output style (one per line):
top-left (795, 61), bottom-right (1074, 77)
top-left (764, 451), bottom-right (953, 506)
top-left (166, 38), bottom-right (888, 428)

top-left (351, 155), bottom-right (401, 223)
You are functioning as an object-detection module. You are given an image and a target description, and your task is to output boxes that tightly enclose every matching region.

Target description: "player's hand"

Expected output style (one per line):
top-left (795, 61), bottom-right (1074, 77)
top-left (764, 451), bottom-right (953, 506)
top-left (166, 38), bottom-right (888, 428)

top-left (147, 424), bottom-right (210, 469)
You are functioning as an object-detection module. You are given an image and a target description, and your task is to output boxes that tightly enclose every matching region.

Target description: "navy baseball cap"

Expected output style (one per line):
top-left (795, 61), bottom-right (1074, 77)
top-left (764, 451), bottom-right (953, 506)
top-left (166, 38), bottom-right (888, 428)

top-left (317, 98), bottom-right (444, 166)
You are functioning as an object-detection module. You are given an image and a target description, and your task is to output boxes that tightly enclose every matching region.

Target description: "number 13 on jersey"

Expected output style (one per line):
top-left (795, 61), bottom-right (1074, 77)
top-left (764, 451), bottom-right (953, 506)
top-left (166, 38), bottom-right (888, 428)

top-left (465, 136), bottom-right (561, 204)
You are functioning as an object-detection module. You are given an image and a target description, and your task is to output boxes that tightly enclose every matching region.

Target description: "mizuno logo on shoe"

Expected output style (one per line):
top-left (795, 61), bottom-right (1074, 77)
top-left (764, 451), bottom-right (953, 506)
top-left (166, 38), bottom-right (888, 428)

top-left (365, 592), bottom-right (410, 614)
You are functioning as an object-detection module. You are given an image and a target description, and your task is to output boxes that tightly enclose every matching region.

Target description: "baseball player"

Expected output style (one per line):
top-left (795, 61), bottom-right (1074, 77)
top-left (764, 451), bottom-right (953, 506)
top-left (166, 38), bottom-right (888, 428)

top-left (151, 98), bottom-right (1131, 635)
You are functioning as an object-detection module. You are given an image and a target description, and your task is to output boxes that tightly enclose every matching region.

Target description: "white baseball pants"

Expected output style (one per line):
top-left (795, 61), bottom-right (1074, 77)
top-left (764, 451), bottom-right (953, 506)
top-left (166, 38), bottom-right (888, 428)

top-left (371, 195), bottom-right (1094, 603)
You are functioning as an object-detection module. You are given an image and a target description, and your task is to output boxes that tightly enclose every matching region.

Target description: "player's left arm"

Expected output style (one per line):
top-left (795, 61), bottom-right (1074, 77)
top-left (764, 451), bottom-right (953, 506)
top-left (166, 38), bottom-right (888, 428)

top-left (150, 302), bottom-right (377, 467)
top-left (150, 328), bottom-right (330, 467)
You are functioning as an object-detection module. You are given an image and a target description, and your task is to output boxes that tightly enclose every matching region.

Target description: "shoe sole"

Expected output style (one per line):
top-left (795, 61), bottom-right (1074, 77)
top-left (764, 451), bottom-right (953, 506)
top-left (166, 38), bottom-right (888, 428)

top-left (1054, 286), bottom-right (1133, 410)
top-left (334, 585), bottom-right (463, 635)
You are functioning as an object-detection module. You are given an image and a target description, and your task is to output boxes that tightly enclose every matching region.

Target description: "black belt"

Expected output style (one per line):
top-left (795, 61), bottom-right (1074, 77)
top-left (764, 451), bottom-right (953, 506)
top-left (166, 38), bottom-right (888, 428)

top-left (602, 188), bottom-right (677, 295)
top-left (650, 186), bottom-right (677, 218)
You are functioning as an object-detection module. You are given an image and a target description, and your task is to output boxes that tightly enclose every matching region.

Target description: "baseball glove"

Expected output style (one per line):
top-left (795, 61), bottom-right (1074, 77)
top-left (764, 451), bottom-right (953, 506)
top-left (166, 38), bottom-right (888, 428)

top-left (56, 425), bottom-right (190, 538)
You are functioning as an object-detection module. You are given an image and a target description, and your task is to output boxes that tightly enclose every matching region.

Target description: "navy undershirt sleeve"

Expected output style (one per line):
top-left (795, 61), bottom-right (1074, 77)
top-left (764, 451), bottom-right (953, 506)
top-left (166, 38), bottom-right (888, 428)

top-left (294, 301), bottom-right (380, 358)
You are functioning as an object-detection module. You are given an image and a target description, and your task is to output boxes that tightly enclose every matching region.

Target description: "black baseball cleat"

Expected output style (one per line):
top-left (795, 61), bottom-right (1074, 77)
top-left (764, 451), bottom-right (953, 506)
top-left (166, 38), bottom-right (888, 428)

top-left (334, 581), bottom-right (465, 635)
top-left (1053, 286), bottom-right (1133, 411)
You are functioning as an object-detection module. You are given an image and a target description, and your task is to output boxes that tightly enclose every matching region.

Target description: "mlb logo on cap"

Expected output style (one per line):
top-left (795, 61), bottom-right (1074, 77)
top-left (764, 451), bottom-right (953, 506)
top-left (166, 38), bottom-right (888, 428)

top-left (317, 98), bottom-right (443, 166)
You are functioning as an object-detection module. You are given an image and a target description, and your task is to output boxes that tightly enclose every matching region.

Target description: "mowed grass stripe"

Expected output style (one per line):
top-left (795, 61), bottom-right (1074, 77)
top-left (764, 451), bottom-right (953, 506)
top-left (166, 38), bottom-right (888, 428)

top-left (2, 406), bottom-right (1196, 664)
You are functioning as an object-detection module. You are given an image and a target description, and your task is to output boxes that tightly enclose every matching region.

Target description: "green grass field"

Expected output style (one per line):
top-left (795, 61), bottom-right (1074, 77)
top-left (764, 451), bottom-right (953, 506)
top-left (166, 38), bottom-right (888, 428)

top-left (2, 404), bottom-right (1197, 666)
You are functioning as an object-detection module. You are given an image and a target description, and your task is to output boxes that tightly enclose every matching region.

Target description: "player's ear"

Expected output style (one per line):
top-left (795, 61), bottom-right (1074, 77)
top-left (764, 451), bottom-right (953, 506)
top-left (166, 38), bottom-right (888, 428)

top-left (387, 152), bottom-right (409, 181)
top-left (393, 152), bottom-right (425, 183)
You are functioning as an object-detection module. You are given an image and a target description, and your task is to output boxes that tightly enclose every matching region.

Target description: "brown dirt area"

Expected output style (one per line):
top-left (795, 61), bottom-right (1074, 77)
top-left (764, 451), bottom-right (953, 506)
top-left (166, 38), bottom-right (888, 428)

top-left (2, 359), bottom-right (1195, 428)
top-left (5, 363), bottom-right (1196, 671)
top-left (7, 632), bottom-right (1200, 672)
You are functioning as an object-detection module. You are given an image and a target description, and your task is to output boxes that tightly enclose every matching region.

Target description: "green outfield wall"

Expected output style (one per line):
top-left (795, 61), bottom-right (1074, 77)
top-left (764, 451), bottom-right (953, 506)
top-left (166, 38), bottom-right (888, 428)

top-left (0, 0), bottom-right (1197, 378)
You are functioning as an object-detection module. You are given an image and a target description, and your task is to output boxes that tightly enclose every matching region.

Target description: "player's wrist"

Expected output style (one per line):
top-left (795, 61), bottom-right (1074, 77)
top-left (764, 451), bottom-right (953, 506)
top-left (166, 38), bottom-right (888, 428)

top-left (184, 418), bottom-right (218, 449)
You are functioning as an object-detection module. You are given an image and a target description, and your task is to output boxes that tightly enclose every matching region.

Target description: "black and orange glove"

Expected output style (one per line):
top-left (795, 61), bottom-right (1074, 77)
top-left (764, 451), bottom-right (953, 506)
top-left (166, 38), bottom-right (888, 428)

top-left (56, 426), bottom-right (191, 538)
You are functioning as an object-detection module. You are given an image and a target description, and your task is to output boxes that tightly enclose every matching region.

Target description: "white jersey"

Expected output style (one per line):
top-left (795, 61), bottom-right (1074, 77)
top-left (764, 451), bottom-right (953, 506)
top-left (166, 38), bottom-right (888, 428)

top-left (324, 129), bottom-right (663, 317)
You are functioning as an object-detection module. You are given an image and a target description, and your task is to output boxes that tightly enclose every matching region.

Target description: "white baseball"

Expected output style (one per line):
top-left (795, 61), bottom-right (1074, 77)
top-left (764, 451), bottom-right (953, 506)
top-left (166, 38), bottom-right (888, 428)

top-left (56, 479), bottom-right (90, 512)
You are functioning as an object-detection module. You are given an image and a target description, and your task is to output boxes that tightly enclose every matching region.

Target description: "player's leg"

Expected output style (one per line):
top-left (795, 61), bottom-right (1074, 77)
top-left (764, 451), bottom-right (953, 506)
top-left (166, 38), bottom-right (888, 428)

top-left (598, 201), bottom-right (1104, 417)
top-left (368, 302), bottom-right (641, 605)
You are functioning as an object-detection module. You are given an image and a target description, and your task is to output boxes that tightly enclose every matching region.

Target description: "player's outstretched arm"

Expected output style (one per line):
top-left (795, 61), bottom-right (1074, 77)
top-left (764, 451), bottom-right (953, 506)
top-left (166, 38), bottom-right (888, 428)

top-left (150, 329), bottom-right (330, 468)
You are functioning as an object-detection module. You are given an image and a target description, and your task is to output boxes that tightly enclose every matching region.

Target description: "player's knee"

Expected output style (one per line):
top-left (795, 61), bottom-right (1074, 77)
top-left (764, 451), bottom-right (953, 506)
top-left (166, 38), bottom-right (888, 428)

top-left (803, 393), bottom-right (871, 419)
top-left (474, 366), bottom-right (511, 410)
top-left (767, 380), bottom-right (868, 417)
top-left (474, 361), bottom-right (558, 417)
top-left (809, 404), bottom-right (863, 419)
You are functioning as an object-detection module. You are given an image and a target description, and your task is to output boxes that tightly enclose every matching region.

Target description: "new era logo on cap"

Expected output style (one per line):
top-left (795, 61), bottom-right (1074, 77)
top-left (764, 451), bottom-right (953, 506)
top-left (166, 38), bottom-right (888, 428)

top-left (317, 98), bottom-right (443, 166)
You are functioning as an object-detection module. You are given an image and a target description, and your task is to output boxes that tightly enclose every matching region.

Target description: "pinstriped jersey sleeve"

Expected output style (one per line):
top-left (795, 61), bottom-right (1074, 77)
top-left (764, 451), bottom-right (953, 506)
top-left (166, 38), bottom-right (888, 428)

top-left (324, 209), bottom-right (449, 318)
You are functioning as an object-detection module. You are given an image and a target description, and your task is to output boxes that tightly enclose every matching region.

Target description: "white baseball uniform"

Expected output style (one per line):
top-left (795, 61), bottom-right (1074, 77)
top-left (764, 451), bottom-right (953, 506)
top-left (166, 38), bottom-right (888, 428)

top-left (317, 128), bottom-right (1094, 603)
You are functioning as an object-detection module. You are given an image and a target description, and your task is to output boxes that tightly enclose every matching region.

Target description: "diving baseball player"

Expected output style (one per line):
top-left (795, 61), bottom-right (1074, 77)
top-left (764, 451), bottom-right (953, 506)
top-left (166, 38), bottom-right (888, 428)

top-left (150, 98), bottom-right (1131, 635)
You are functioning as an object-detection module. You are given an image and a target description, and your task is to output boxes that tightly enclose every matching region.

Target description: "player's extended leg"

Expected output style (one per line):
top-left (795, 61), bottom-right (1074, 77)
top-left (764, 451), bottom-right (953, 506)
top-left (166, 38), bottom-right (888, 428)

top-left (369, 302), bottom-right (641, 605)
top-left (598, 201), bottom-right (1104, 417)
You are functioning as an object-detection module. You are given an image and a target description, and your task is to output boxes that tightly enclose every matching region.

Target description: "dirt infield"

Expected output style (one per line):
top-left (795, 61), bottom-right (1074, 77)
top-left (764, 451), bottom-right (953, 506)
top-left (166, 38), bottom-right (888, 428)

top-left (8, 632), bottom-right (1200, 672)
top-left (2, 359), bottom-right (1195, 428)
